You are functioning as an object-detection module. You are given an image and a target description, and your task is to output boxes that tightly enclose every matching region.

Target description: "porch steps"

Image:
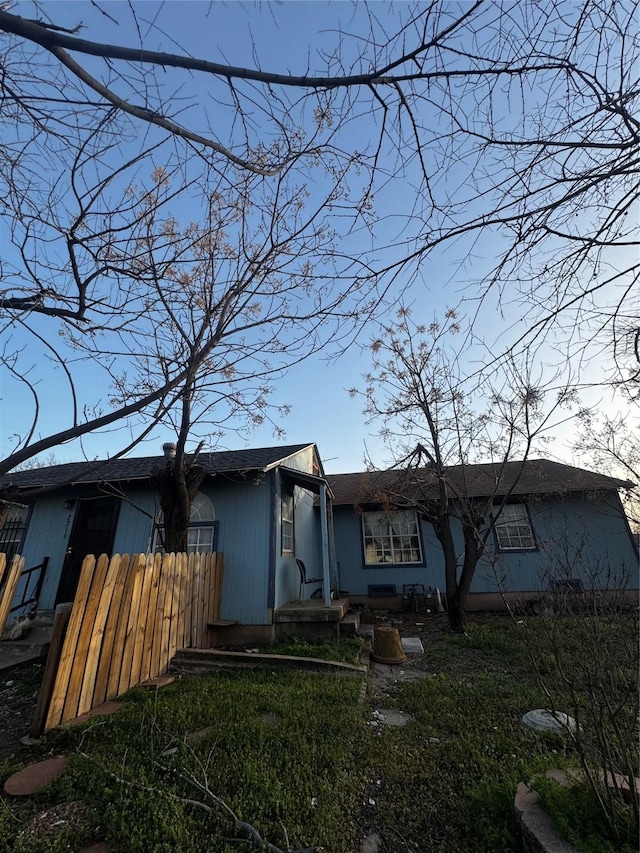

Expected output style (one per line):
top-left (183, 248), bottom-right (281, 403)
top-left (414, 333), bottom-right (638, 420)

top-left (0, 624), bottom-right (53, 672)
top-left (340, 612), bottom-right (360, 636)
top-left (275, 597), bottom-right (350, 623)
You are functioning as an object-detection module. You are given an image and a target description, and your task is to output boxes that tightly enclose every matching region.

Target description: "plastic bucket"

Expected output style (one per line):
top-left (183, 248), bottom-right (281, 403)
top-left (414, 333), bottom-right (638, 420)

top-left (371, 625), bottom-right (406, 664)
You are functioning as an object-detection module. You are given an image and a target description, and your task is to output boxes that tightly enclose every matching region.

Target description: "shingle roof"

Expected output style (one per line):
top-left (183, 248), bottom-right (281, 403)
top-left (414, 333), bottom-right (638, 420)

top-left (327, 459), bottom-right (632, 506)
top-left (1, 444), bottom-right (315, 491)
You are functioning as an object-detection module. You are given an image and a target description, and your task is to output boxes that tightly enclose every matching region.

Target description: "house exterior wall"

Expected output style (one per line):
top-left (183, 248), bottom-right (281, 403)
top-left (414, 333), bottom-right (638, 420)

top-left (17, 492), bottom-right (76, 611)
top-left (334, 507), bottom-right (447, 596)
top-left (206, 477), bottom-right (272, 625)
top-left (473, 492), bottom-right (639, 594)
top-left (15, 477), bottom-right (274, 623)
top-left (273, 463), bottom-right (323, 609)
top-left (112, 489), bottom-right (158, 554)
top-left (13, 447), bottom-right (322, 624)
top-left (334, 491), bottom-right (638, 598)
top-left (113, 479), bottom-right (274, 624)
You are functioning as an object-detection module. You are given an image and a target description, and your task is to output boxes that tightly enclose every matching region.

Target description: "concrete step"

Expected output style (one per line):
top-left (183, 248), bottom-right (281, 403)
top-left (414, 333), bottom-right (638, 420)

top-left (340, 612), bottom-right (360, 636)
top-left (0, 625), bottom-right (53, 671)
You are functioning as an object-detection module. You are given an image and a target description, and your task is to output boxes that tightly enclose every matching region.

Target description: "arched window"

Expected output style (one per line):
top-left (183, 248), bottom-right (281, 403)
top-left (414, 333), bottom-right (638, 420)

top-left (154, 492), bottom-right (217, 554)
top-left (185, 492), bottom-right (216, 553)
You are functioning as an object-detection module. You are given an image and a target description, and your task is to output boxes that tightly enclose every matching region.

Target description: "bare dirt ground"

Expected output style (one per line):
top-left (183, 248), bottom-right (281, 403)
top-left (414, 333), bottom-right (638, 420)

top-left (0, 661), bottom-right (43, 759)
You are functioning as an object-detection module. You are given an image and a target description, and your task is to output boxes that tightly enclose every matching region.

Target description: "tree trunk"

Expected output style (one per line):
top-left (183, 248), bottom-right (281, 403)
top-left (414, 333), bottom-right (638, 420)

top-left (447, 593), bottom-right (466, 633)
top-left (152, 461), bottom-right (205, 553)
top-left (433, 516), bottom-right (464, 633)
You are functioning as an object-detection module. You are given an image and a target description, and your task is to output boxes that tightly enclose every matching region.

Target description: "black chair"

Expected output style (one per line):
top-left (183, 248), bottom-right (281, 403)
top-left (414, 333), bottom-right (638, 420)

top-left (296, 558), bottom-right (323, 602)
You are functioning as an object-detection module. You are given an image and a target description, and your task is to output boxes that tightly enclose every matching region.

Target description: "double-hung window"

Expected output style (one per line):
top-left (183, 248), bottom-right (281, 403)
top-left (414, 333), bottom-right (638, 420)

top-left (493, 503), bottom-right (536, 551)
top-left (362, 509), bottom-right (422, 565)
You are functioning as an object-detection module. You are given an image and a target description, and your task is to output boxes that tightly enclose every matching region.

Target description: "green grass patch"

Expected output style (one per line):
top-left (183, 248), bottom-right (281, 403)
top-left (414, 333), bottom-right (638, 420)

top-left (362, 671), bottom-right (558, 852)
top-left (258, 636), bottom-right (364, 664)
top-left (534, 775), bottom-right (637, 853)
top-left (1, 613), bottom-right (636, 852)
top-left (1, 670), bottom-right (366, 853)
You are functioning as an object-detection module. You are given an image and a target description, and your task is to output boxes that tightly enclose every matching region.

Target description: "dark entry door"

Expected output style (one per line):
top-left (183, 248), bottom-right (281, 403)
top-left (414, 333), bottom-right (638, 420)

top-left (56, 497), bottom-right (120, 605)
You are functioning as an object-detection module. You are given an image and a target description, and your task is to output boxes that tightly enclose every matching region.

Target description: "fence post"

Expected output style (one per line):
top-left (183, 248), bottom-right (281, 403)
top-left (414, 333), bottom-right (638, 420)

top-left (30, 603), bottom-right (72, 738)
top-left (45, 555), bottom-right (97, 731)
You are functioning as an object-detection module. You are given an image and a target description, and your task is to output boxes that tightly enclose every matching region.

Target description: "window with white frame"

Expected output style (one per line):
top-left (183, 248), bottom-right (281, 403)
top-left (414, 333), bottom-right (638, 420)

top-left (154, 491), bottom-right (217, 554)
top-left (281, 490), bottom-right (294, 554)
top-left (493, 503), bottom-right (536, 550)
top-left (362, 510), bottom-right (422, 565)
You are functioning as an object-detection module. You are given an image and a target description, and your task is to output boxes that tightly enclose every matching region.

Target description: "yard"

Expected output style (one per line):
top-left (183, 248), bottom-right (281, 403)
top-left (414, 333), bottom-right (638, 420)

top-left (0, 611), bottom-right (637, 852)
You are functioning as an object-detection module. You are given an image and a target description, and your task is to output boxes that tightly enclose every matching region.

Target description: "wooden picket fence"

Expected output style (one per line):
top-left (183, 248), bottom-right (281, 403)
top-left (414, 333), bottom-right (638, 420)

top-left (0, 553), bottom-right (26, 637)
top-left (42, 551), bottom-right (224, 733)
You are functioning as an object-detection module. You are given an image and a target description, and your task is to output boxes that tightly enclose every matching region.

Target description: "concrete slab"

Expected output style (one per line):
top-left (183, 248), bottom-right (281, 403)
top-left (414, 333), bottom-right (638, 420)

top-left (371, 708), bottom-right (414, 727)
top-left (401, 637), bottom-right (424, 654)
top-left (275, 598), bottom-right (349, 623)
top-left (522, 709), bottom-right (576, 732)
top-left (341, 613), bottom-right (360, 636)
top-left (0, 625), bottom-right (52, 671)
top-left (360, 833), bottom-right (382, 853)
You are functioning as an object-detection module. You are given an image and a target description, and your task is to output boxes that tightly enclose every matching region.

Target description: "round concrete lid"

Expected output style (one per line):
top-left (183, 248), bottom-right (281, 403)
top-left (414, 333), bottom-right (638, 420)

top-left (521, 709), bottom-right (576, 732)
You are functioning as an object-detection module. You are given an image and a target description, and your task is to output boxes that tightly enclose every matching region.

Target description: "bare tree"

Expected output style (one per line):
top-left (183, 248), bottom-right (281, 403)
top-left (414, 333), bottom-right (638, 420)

top-left (1, 1), bottom-right (637, 386)
top-left (1, 139), bottom-right (376, 547)
top-left (574, 410), bottom-right (639, 531)
top-left (352, 308), bottom-right (577, 631)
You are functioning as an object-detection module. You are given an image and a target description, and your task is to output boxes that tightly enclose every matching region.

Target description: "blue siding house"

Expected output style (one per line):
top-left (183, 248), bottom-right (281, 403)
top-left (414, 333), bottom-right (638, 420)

top-left (1, 444), bottom-right (337, 643)
top-left (327, 460), bottom-right (638, 610)
top-left (1, 451), bottom-right (637, 640)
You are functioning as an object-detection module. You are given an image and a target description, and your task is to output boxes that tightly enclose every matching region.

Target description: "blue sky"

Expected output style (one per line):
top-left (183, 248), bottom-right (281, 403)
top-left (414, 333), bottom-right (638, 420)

top-left (1, 1), bottom-right (635, 475)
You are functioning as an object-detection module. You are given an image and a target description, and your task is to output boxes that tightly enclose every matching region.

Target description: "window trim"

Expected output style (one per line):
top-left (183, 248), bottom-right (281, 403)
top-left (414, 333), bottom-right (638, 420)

top-left (492, 502), bottom-right (537, 552)
top-left (361, 508), bottom-right (424, 568)
top-left (153, 491), bottom-right (218, 554)
top-left (281, 489), bottom-right (295, 555)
